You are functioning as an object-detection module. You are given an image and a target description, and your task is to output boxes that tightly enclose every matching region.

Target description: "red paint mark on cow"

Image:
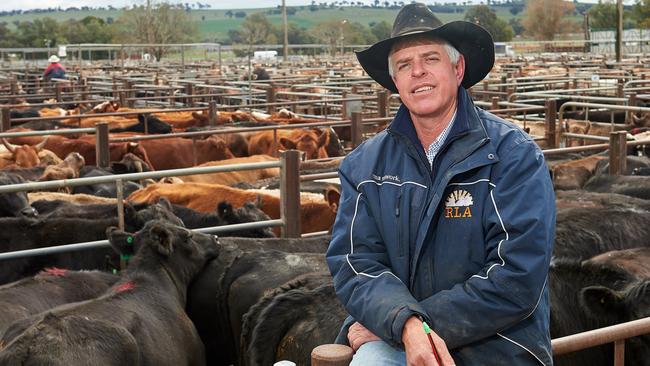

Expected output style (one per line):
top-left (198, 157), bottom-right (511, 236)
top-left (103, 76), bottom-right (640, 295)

top-left (43, 267), bottom-right (68, 276)
top-left (115, 282), bottom-right (136, 293)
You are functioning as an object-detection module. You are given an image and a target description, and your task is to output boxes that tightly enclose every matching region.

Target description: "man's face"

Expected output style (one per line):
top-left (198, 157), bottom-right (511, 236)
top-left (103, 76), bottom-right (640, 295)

top-left (390, 39), bottom-right (465, 122)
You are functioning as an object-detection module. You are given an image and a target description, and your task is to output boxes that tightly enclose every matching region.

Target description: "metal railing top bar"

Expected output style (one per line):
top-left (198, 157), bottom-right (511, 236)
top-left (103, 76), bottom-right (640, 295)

top-left (0, 127), bottom-right (95, 138)
top-left (562, 132), bottom-right (611, 142)
top-left (552, 316), bottom-right (650, 356)
top-left (109, 120), bottom-right (354, 143)
top-left (510, 92), bottom-right (627, 104)
top-left (543, 143), bottom-right (609, 156)
top-left (0, 160), bottom-right (281, 194)
top-left (559, 101), bottom-right (650, 120)
top-left (0, 219), bottom-right (284, 261)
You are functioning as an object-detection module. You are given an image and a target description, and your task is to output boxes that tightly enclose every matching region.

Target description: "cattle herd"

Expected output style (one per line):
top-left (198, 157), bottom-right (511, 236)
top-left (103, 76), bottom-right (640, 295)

top-left (0, 53), bottom-right (649, 365)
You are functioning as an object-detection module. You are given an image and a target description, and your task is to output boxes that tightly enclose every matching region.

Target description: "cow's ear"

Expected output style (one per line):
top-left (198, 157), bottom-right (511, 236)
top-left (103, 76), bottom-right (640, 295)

top-left (580, 285), bottom-right (626, 318)
top-left (279, 137), bottom-right (296, 150)
top-left (150, 223), bottom-right (174, 257)
top-left (317, 128), bottom-right (330, 147)
top-left (106, 226), bottom-right (137, 256)
top-left (325, 187), bottom-right (340, 211)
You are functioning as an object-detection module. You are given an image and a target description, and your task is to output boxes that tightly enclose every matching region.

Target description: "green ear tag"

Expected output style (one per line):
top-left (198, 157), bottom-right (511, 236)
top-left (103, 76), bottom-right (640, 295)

top-left (127, 236), bottom-right (134, 244)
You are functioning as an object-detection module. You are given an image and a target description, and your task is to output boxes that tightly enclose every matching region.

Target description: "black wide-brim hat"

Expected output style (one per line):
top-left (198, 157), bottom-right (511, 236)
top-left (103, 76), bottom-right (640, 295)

top-left (356, 2), bottom-right (495, 92)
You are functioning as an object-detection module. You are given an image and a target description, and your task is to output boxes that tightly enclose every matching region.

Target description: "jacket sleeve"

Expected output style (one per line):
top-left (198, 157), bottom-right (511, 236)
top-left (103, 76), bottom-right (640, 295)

top-left (326, 158), bottom-right (427, 346)
top-left (419, 140), bottom-right (555, 350)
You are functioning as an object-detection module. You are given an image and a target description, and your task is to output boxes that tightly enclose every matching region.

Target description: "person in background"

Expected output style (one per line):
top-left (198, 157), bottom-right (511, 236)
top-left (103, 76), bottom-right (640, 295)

top-left (44, 55), bottom-right (66, 80)
top-left (326, 2), bottom-right (555, 365)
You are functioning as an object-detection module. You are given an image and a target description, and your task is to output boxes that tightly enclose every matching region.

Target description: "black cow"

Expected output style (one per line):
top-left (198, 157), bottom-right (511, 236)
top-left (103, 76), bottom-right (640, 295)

top-left (633, 166), bottom-right (650, 176)
top-left (0, 220), bottom-right (219, 366)
top-left (584, 174), bottom-right (650, 200)
top-left (15, 119), bottom-right (66, 131)
top-left (0, 201), bottom-right (181, 284)
top-left (0, 269), bottom-right (117, 335)
top-left (186, 240), bottom-right (329, 366)
top-left (110, 114), bottom-right (172, 134)
top-left (579, 279), bottom-right (650, 366)
top-left (239, 271), bottom-right (346, 366)
top-left (73, 166), bottom-right (144, 198)
top-left (0, 173), bottom-right (37, 218)
top-left (9, 109), bottom-right (40, 119)
top-left (32, 198), bottom-right (275, 238)
top-left (554, 206), bottom-right (650, 260)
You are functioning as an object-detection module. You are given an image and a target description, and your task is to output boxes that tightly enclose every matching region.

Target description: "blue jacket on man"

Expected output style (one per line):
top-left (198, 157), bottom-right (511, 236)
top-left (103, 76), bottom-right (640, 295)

top-left (326, 87), bottom-right (556, 365)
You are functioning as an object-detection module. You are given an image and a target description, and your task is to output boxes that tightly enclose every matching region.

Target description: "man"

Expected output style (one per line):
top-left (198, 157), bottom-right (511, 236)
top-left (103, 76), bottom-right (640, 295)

top-left (326, 3), bottom-right (555, 366)
top-left (43, 55), bottom-right (66, 80)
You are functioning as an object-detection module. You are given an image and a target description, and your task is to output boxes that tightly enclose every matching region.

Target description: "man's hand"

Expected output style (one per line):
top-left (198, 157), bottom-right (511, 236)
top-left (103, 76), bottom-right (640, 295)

top-left (402, 316), bottom-right (455, 366)
top-left (347, 321), bottom-right (381, 351)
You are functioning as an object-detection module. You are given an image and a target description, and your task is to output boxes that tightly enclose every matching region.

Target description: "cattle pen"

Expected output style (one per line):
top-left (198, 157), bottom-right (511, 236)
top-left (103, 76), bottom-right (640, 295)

top-left (2, 48), bottom-right (650, 365)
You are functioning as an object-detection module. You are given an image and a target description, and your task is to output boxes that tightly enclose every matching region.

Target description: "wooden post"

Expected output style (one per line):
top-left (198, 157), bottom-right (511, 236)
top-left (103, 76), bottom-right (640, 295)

top-left (491, 96), bottom-right (500, 110)
top-left (208, 100), bottom-right (217, 127)
top-left (280, 150), bottom-right (301, 238)
top-left (609, 131), bottom-right (627, 176)
top-left (377, 90), bottom-right (388, 118)
top-left (1, 108), bottom-right (11, 131)
top-left (55, 83), bottom-right (63, 102)
top-left (351, 111), bottom-right (363, 148)
top-left (545, 99), bottom-right (557, 148)
top-left (341, 91), bottom-right (348, 118)
top-left (95, 123), bottom-right (110, 168)
top-left (185, 83), bottom-right (194, 106)
top-left (266, 85), bottom-right (276, 114)
top-left (311, 344), bottom-right (353, 366)
top-left (617, 79), bottom-right (624, 98)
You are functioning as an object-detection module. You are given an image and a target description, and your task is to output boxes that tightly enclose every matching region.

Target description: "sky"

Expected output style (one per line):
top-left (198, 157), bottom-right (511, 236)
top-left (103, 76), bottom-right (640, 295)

top-left (0, 0), bottom-right (635, 12)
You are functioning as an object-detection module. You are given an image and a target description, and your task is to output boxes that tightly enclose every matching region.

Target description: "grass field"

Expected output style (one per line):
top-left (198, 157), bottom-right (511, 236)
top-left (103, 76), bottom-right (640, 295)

top-left (0, 5), bottom-right (586, 43)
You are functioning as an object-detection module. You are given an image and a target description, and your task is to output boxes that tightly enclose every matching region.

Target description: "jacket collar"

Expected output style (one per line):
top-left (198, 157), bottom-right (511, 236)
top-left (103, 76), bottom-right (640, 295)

top-left (388, 87), bottom-right (485, 152)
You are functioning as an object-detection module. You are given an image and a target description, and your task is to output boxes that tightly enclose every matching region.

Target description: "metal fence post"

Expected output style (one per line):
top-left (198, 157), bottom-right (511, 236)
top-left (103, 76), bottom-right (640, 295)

top-left (311, 344), bottom-right (353, 366)
top-left (609, 131), bottom-right (627, 176)
top-left (266, 84), bottom-right (276, 114)
top-left (351, 112), bottom-right (363, 148)
top-left (95, 122), bottom-right (110, 168)
top-left (208, 100), bottom-right (217, 127)
top-left (545, 99), bottom-right (557, 148)
top-left (491, 96), bottom-right (500, 110)
top-left (627, 92), bottom-right (637, 124)
top-left (1, 108), bottom-right (11, 131)
top-left (377, 90), bottom-right (388, 118)
top-left (280, 150), bottom-right (301, 238)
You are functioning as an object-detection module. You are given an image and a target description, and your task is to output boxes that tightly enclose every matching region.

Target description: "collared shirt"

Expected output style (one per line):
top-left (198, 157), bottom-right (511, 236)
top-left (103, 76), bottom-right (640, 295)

top-left (425, 110), bottom-right (457, 167)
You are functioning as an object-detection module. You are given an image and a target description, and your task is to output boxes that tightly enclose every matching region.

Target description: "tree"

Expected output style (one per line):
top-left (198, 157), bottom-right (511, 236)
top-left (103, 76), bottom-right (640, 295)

top-left (14, 18), bottom-right (60, 47)
top-left (632, 0), bottom-right (650, 28)
top-left (241, 13), bottom-right (276, 48)
top-left (114, 0), bottom-right (198, 60)
top-left (464, 5), bottom-right (514, 41)
top-left (522, 0), bottom-right (577, 40)
top-left (588, 1), bottom-right (611, 30)
top-left (311, 20), bottom-right (344, 55)
top-left (60, 16), bottom-right (113, 45)
top-left (370, 20), bottom-right (391, 42)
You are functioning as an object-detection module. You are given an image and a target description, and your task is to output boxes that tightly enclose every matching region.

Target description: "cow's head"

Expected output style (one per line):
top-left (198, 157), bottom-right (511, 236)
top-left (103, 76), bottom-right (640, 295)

top-left (111, 152), bottom-right (153, 174)
top-left (580, 280), bottom-right (650, 365)
top-left (208, 136), bottom-right (235, 159)
top-left (217, 200), bottom-right (275, 238)
top-left (107, 220), bottom-right (220, 293)
top-left (0, 172), bottom-right (38, 218)
top-left (2, 137), bottom-right (48, 168)
top-left (279, 129), bottom-right (330, 160)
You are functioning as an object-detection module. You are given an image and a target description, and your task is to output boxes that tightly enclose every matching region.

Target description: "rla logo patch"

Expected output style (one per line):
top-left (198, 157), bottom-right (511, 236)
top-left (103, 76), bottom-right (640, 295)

top-left (444, 189), bottom-right (473, 218)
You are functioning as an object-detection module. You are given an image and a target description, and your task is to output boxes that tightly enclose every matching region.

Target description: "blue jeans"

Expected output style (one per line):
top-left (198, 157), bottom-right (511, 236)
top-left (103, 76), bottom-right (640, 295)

top-left (350, 340), bottom-right (406, 366)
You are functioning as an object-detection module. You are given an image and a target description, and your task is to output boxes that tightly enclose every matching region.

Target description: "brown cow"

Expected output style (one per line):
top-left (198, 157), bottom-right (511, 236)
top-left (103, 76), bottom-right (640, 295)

top-left (0, 138), bottom-right (48, 169)
top-left (134, 135), bottom-right (234, 170)
top-left (584, 247), bottom-right (650, 279)
top-left (550, 155), bottom-right (608, 190)
top-left (180, 155), bottom-right (279, 186)
top-left (7, 134), bottom-right (153, 168)
top-left (127, 182), bottom-right (340, 234)
top-left (39, 152), bottom-right (86, 193)
top-left (564, 119), bottom-right (628, 147)
top-left (248, 128), bottom-right (329, 159)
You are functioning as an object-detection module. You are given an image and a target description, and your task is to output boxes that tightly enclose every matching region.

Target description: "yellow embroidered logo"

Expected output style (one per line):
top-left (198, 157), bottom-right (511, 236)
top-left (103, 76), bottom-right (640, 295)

top-left (444, 189), bottom-right (473, 218)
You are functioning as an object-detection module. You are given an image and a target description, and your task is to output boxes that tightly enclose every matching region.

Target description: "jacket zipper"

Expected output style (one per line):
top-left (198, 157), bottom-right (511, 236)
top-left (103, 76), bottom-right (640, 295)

top-left (395, 190), bottom-right (403, 257)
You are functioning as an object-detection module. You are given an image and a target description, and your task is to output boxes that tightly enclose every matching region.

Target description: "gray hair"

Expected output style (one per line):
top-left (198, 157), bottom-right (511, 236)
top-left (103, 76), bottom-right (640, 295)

top-left (388, 37), bottom-right (461, 77)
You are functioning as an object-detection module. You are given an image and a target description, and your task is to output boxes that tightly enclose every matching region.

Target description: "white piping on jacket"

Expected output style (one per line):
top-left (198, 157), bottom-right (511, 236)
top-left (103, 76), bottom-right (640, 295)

top-left (497, 333), bottom-right (547, 366)
top-left (472, 188), bottom-right (506, 280)
top-left (345, 179), bottom-right (426, 280)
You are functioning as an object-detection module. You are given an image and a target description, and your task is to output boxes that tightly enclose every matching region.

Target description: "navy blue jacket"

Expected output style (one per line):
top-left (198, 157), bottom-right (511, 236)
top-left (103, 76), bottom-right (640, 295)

top-left (326, 88), bottom-right (556, 365)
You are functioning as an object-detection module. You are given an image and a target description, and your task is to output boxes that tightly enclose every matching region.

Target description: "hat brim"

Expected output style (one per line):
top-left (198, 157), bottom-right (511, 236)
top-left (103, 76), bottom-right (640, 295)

top-left (356, 21), bottom-right (494, 92)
